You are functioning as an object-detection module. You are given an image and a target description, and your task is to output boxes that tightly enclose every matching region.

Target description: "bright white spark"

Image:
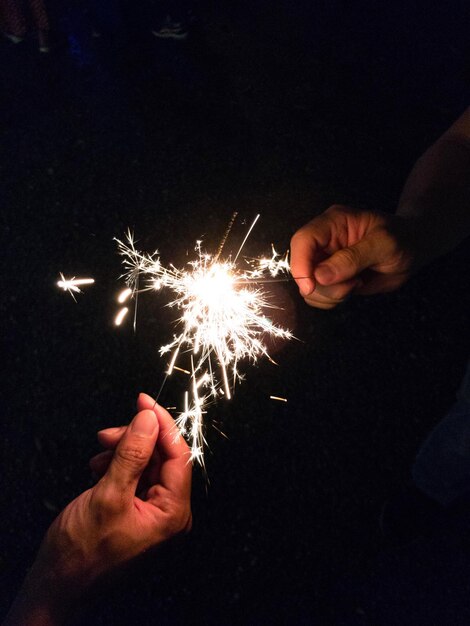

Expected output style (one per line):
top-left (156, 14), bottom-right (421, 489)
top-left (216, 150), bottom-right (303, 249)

top-left (114, 307), bottom-right (129, 326)
top-left (115, 223), bottom-right (292, 463)
top-left (117, 287), bottom-right (133, 303)
top-left (57, 274), bottom-right (95, 301)
top-left (270, 395), bottom-right (288, 402)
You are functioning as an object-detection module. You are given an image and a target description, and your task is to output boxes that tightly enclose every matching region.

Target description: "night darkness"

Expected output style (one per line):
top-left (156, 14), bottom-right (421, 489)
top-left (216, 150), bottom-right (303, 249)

top-left (2, 1), bottom-right (470, 624)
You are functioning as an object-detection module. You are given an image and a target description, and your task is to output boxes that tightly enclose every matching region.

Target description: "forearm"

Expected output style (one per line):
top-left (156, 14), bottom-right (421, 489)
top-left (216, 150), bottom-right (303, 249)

top-left (3, 559), bottom-right (74, 626)
top-left (397, 116), bottom-right (470, 264)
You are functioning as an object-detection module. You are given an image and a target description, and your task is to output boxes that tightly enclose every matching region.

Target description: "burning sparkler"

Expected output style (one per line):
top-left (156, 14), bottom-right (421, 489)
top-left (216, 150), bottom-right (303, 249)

top-left (114, 216), bottom-right (292, 463)
top-left (56, 216), bottom-right (292, 464)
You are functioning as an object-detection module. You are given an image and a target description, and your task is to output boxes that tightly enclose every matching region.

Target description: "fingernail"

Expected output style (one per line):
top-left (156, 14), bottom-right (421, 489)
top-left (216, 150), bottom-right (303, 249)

top-left (315, 264), bottom-right (335, 284)
top-left (138, 392), bottom-right (156, 404)
top-left (298, 278), bottom-right (314, 296)
top-left (131, 410), bottom-right (157, 436)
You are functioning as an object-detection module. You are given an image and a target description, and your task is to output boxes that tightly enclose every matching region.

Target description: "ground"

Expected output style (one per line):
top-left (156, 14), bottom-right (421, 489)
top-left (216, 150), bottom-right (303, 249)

top-left (1, 1), bottom-right (470, 624)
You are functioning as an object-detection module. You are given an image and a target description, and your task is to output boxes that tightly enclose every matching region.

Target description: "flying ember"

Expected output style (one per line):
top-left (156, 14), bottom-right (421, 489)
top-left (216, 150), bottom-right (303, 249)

top-left (57, 274), bottom-right (95, 301)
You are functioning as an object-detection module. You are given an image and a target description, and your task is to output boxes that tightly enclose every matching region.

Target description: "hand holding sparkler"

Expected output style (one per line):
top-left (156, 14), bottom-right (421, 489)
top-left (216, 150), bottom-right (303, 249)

top-left (4, 394), bottom-right (192, 626)
top-left (291, 110), bottom-right (470, 309)
top-left (290, 205), bottom-right (416, 309)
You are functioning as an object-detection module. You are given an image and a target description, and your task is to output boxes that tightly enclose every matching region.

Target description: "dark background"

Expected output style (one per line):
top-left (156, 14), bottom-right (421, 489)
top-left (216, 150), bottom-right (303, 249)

top-left (1, 1), bottom-right (470, 624)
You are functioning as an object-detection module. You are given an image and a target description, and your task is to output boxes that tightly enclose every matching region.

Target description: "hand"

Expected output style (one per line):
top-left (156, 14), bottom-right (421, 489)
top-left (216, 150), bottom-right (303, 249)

top-left (5, 393), bottom-right (192, 625)
top-left (290, 205), bottom-right (418, 309)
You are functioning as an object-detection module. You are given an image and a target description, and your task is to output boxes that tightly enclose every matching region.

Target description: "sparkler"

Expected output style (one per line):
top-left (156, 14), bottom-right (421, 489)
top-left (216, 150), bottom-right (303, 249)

top-left (56, 216), bottom-right (293, 464)
top-left (114, 216), bottom-right (293, 463)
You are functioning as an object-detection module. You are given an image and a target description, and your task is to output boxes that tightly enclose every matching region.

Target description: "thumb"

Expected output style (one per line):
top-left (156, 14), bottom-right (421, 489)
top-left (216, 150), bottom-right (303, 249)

top-left (314, 236), bottom-right (380, 286)
top-left (103, 409), bottom-right (159, 500)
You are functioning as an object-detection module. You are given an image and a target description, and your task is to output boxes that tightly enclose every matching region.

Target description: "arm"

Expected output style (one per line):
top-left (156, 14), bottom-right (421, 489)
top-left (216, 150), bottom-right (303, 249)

top-left (397, 107), bottom-right (470, 261)
top-left (290, 108), bottom-right (470, 309)
top-left (4, 394), bottom-right (192, 626)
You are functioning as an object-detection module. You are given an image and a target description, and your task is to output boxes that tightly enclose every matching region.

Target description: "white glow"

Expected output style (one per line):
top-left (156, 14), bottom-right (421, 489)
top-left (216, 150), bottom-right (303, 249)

top-left (270, 396), bottom-right (287, 402)
top-left (114, 307), bottom-right (129, 326)
top-left (114, 222), bottom-right (292, 463)
top-left (117, 287), bottom-right (132, 303)
top-left (57, 274), bottom-right (95, 301)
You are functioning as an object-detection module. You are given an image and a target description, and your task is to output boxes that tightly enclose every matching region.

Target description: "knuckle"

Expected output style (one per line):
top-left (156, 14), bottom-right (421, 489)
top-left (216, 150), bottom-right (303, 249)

top-left (150, 486), bottom-right (192, 537)
top-left (377, 226), bottom-right (412, 270)
top-left (116, 445), bottom-right (148, 466)
top-left (165, 506), bottom-right (193, 537)
top-left (290, 228), bottom-right (306, 249)
top-left (387, 234), bottom-right (405, 260)
top-left (325, 204), bottom-right (349, 217)
top-left (92, 482), bottom-right (125, 516)
top-left (338, 246), bottom-right (361, 268)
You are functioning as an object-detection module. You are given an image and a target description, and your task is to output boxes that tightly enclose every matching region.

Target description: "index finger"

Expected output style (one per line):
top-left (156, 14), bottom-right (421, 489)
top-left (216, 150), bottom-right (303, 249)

top-left (290, 215), bottom-right (332, 296)
top-left (137, 393), bottom-right (189, 459)
top-left (137, 393), bottom-right (192, 498)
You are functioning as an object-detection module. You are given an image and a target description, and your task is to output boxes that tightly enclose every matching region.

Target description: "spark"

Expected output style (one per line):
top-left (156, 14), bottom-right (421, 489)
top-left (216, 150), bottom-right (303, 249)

top-left (117, 287), bottom-right (133, 303)
top-left (114, 307), bottom-right (129, 326)
top-left (114, 215), bottom-right (293, 463)
top-left (270, 396), bottom-right (287, 403)
top-left (57, 274), bottom-right (94, 301)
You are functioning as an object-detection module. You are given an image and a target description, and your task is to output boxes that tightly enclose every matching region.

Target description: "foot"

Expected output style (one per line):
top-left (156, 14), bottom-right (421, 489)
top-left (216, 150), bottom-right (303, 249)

top-left (3, 31), bottom-right (24, 44)
top-left (152, 16), bottom-right (187, 40)
top-left (38, 29), bottom-right (50, 53)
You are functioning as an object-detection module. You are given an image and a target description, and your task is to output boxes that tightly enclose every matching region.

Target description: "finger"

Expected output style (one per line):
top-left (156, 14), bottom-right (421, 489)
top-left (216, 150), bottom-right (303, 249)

top-left (97, 426), bottom-right (127, 450)
top-left (91, 449), bottom-right (161, 487)
top-left (290, 215), bottom-right (333, 296)
top-left (97, 409), bottom-right (159, 505)
top-left (137, 393), bottom-right (189, 459)
top-left (314, 234), bottom-right (384, 286)
top-left (303, 278), bottom-right (359, 309)
top-left (91, 451), bottom-right (161, 496)
top-left (136, 392), bottom-right (155, 413)
top-left (137, 393), bottom-right (192, 500)
top-left (89, 450), bottom-right (114, 477)
top-left (314, 278), bottom-right (359, 301)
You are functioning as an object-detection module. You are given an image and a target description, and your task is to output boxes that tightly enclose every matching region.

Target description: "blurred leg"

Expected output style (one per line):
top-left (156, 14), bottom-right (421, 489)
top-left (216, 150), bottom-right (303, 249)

top-left (28, 0), bottom-right (49, 31)
top-left (0, 0), bottom-right (27, 37)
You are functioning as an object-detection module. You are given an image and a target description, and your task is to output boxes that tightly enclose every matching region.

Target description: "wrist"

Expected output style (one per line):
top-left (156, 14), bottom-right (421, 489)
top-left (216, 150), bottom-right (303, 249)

top-left (392, 213), bottom-right (442, 272)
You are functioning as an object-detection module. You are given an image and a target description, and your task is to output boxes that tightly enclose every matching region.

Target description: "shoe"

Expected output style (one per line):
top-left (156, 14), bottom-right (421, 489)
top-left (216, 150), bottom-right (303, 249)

top-left (3, 32), bottom-right (24, 44)
top-left (38, 29), bottom-right (49, 53)
top-left (152, 17), bottom-right (187, 40)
